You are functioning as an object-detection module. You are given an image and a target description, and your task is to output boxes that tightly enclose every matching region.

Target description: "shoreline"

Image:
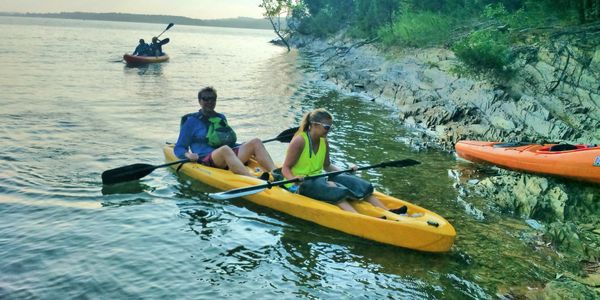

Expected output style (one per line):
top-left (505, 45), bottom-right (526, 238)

top-left (289, 34), bottom-right (600, 297)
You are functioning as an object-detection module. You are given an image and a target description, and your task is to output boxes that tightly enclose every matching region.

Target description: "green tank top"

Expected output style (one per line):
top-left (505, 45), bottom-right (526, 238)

top-left (291, 131), bottom-right (326, 176)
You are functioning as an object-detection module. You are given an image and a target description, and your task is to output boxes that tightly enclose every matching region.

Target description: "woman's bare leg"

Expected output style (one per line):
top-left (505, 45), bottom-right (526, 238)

top-left (366, 195), bottom-right (388, 209)
top-left (337, 200), bottom-right (358, 213)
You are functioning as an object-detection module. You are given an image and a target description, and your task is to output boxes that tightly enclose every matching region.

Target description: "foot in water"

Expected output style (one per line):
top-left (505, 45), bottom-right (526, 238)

top-left (389, 205), bottom-right (408, 214)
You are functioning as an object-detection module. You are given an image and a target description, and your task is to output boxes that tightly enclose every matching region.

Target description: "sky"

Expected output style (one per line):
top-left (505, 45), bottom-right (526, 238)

top-left (0, 0), bottom-right (265, 20)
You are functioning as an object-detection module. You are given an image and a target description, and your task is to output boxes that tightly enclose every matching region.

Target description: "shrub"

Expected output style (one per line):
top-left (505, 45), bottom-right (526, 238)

top-left (452, 29), bottom-right (512, 76)
top-left (379, 11), bottom-right (454, 48)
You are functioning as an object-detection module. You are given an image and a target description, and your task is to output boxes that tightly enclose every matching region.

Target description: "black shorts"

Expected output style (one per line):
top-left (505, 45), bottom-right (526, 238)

top-left (298, 173), bottom-right (374, 204)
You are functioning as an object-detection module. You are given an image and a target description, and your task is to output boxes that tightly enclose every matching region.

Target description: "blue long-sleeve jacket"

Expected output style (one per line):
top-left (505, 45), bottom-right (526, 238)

top-left (174, 112), bottom-right (227, 159)
top-left (132, 43), bottom-right (150, 56)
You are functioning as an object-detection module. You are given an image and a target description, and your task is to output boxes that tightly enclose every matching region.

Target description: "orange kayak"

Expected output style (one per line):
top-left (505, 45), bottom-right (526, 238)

top-left (123, 53), bottom-right (169, 64)
top-left (455, 141), bottom-right (600, 184)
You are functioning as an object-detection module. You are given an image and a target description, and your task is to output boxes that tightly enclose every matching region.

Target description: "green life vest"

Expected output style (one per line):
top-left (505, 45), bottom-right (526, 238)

top-left (206, 116), bottom-right (237, 147)
top-left (291, 131), bottom-right (326, 176)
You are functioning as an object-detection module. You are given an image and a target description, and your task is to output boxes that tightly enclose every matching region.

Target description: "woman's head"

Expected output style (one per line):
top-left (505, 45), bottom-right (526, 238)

top-left (139, 39), bottom-right (145, 44)
top-left (299, 108), bottom-right (333, 134)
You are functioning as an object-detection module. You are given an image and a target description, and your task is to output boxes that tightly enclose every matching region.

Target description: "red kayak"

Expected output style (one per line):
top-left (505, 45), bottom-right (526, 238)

top-left (123, 53), bottom-right (169, 64)
top-left (455, 140), bottom-right (600, 184)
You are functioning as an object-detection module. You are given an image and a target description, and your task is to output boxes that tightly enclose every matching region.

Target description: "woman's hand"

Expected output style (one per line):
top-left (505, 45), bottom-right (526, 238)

top-left (349, 164), bottom-right (358, 173)
top-left (185, 152), bottom-right (199, 162)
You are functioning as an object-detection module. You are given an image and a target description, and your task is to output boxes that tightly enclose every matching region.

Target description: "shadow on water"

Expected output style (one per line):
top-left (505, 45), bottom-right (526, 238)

top-left (123, 62), bottom-right (165, 76)
top-left (100, 180), bottom-right (156, 207)
top-left (101, 180), bottom-right (154, 195)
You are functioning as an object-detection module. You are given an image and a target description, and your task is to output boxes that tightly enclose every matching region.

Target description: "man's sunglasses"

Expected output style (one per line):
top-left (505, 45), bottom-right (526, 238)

top-left (201, 96), bottom-right (216, 102)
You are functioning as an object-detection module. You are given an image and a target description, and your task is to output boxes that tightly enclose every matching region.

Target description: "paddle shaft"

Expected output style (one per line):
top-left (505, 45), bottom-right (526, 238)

top-left (151, 159), bottom-right (190, 170)
top-left (209, 159), bottom-right (420, 200)
top-left (156, 23), bottom-right (174, 38)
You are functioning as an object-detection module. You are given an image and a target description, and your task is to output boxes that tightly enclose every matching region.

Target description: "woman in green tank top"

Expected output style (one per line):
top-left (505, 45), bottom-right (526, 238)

top-left (281, 109), bottom-right (407, 214)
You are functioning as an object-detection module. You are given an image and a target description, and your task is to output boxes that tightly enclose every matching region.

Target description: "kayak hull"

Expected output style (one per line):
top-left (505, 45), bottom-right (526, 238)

top-left (163, 145), bottom-right (455, 252)
top-left (455, 140), bottom-right (600, 184)
top-left (123, 53), bottom-right (169, 64)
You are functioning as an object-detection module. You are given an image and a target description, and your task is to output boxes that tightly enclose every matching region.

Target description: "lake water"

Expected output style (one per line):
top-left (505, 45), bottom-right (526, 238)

top-left (0, 16), bottom-right (583, 299)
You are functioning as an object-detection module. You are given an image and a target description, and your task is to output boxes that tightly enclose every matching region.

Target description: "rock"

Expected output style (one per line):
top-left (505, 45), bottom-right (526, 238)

top-left (525, 278), bottom-right (599, 299)
top-left (526, 219), bottom-right (545, 231)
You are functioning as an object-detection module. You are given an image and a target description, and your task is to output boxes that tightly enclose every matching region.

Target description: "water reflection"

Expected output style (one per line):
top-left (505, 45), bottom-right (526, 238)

top-left (123, 62), bottom-right (165, 76)
top-left (101, 180), bottom-right (154, 195)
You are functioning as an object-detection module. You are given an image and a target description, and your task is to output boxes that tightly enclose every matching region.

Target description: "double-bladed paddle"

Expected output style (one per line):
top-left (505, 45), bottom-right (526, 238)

top-left (209, 159), bottom-right (421, 200)
top-left (157, 23), bottom-right (174, 38)
top-left (101, 126), bottom-right (299, 185)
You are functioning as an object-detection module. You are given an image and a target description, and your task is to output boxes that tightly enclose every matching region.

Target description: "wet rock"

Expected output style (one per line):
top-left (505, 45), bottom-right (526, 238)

top-left (289, 34), bottom-right (600, 149)
top-left (525, 278), bottom-right (599, 299)
top-left (473, 174), bottom-right (570, 221)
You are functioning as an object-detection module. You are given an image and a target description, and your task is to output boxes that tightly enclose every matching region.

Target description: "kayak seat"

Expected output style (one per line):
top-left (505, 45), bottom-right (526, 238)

top-left (493, 142), bottom-right (535, 148)
top-left (548, 144), bottom-right (578, 151)
top-left (389, 205), bottom-right (408, 215)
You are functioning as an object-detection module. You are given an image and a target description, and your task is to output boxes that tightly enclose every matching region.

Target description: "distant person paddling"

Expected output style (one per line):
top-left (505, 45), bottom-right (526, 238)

top-left (129, 23), bottom-right (173, 57)
top-left (149, 36), bottom-right (169, 56)
top-left (132, 38), bottom-right (150, 56)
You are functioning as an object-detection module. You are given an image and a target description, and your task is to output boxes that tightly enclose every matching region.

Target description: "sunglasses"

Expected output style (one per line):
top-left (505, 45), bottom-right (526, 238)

top-left (312, 122), bottom-right (333, 131)
top-left (200, 96), bottom-right (216, 102)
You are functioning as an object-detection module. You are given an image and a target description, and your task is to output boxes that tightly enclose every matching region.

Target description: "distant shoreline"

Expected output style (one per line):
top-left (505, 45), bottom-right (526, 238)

top-left (0, 12), bottom-right (273, 30)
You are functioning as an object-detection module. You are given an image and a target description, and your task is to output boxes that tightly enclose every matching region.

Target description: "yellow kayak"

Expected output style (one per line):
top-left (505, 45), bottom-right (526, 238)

top-left (163, 145), bottom-right (456, 252)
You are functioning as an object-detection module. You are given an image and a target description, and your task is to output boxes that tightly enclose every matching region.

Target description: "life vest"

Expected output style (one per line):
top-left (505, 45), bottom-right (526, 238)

top-left (205, 116), bottom-right (237, 147)
top-left (180, 112), bottom-right (237, 148)
top-left (291, 131), bottom-right (326, 176)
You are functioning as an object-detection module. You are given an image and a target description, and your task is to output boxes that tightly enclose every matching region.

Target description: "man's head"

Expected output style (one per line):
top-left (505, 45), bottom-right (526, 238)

top-left (198, 87), bottom-right (217, 113)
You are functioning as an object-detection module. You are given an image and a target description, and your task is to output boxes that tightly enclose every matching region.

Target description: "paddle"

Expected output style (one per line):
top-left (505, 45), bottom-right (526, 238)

top-left (101, 126), bottom-right (299, 185)
top-left (156, 23), bottom-right (174, 38)
top-left (209, 159), bottom-right (421, 200)
top-left (159, 38), bottom-right (170, 45)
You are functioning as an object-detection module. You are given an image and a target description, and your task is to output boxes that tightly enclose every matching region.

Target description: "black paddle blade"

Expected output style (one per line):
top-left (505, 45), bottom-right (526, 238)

top-left (276, 127), bottom-right (299, 143)
top-left (377, 159), bottom-right (421, 168)
top-left (166, 23), bottom-right (174, 30)
top-left (261, 126), bottom-right (299, 143)
top-left (101, 163), bottom-right (155, 185)
top-left (160, 38), bottom-right (170, 45)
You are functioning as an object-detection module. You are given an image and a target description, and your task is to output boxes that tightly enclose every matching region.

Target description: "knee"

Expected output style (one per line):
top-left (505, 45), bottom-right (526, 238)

top-left (247, 138), bottom-right (262, 147)
top-left (215, 145), bottom-right (234, 156)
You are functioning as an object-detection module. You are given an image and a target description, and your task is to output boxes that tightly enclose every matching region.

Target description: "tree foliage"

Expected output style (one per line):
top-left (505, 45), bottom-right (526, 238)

top-left (261, 0), bottom-right (600, 73)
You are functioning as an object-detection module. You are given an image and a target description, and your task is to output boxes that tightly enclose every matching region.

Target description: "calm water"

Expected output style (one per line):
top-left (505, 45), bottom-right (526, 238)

top-left (0, 17), bottom-right (578, 299)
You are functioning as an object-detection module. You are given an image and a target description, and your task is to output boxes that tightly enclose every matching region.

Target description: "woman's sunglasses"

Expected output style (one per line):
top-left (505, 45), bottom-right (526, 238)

top-left (312, 122), bottom-right (333, 131)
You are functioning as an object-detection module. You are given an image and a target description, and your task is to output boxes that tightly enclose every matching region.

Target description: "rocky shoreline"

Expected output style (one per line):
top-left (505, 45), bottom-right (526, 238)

top-left (288, 34), bottom-right (600, 297)
top-left (290, 34), bottom-right (600, 148)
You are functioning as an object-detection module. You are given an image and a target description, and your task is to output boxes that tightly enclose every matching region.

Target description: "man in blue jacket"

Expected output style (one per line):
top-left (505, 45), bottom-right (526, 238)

top-left (175, 87), bottom-right (276, 177)
top-left (132, 39), bottom-right (150, 56)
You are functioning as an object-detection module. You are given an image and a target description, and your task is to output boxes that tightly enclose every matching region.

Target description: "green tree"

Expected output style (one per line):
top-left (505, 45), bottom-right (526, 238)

top-left (260, 0), bottom-right (294, 51)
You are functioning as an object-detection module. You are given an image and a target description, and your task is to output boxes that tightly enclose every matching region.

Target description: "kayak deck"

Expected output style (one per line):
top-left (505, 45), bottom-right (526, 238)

top-left (163, 145), bottom-right (455, 252)
top-left (455, 140), bottom-right (600, 184)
